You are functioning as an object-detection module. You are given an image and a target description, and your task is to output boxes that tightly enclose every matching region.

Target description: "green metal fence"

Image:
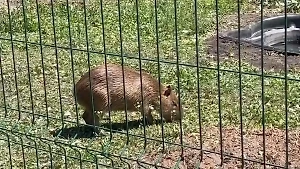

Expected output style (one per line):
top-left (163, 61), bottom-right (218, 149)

top-left (0, 0), bottom-right (297, 168)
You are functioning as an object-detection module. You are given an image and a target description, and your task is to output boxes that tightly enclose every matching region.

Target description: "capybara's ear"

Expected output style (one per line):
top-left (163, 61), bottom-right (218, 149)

top-left (163, 85), bottom-right (172, 97)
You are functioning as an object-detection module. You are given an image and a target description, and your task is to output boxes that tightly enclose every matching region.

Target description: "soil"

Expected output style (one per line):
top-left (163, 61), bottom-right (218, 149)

top-left (1, 2), bottom-right (299, 168)
top-left (138, 126), bottom-right (300, 169)
top-left (137, 11), bottom-right (300, 169)
top-left (205, 11), bottom-right (300, 72)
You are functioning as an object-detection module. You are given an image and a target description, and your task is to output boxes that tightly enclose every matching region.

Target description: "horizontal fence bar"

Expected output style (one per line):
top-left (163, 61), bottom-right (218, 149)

top-left (0, 37), bottom-right (299, 82)
top-left (0, 125), bottom-right (171, 169)
top-left (0, 106), bottom-right (287, 168)
top-left (0, 137), bottom-right (108, 167)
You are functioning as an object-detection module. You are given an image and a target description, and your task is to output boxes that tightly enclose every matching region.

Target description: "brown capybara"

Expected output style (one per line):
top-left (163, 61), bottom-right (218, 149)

top-left (75, 63), bottom-right (182, 128)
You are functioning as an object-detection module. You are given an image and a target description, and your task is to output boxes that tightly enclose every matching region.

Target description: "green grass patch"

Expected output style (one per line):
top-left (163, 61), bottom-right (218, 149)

top-left (0, 0), bottom-right (299, 168)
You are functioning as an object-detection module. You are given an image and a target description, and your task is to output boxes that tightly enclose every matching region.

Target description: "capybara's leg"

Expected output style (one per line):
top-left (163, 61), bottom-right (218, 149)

top-left (162, 111), bottom-right (172, 123)
top-left (140, 103), bottom-right (154, 125)
top-left (82, 110), bottom-right (100, 126)
top-left (145, 109), bottom-right (154, 125)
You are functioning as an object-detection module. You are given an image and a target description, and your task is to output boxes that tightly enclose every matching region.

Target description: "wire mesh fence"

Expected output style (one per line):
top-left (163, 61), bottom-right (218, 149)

top-left (0, 0), bottom-right (299, 168)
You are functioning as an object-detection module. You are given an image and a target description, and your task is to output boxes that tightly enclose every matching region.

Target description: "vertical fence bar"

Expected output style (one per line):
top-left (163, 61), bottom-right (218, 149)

top-left (284, 0), bottom-right (289, 168)
top-left (20, 136), bottom-right (26, 168)
top-left (10, 130), bottom-right (27, 168)
top-left (70, 142), bottom-right (82, 168)
top-left (35, 0), bottom-right (49, 127)
top-left (25, 134), bottom-right (40, 169)
top-left (154, 0), bottom-right (165, 150)
top-left (46, 143), bottom-right (53, 168)
top-left (0, 45), bottom-right (7, 116)
top-left (50, 0), bottom-right (64, 128)
top-left (7, 135), bottom-right (13, 169)
top-left (39, 139), bottom-right (54, 169)
top-left (86, 142), bottom-right (99, 169)
top-left (215, 0), bottom-right (223, 165)
top-left (21, 0), bottom-right (35, 123)
top-left (9, 127), bottom-right (27, 168)
top-left (194, 0), bottom-right (203, 161)
top-left (260, 0), bottom-right (266, 168)
top-left (173, 0), bottom-right (184, 159)
top-left (53, 140), bottom-right (67, 169)
top-left (6, 0), bottom-right (21, 120)
top-left (135, 0), bottom-right (147, 148)
top-left (99, 0), bottom-right (113, 139)
top-left (117, 0), bottom-right (130, 145)
top-left (237, 0), bottom-right (244, 167)
top-left (34, 140), bottom-right (39, 168)
top-left (50, 0), bottom-right (73, 162)
top-left (82, 0), bottom-right (96, 133)
top-left (66, 0), bottom-right (80, 126)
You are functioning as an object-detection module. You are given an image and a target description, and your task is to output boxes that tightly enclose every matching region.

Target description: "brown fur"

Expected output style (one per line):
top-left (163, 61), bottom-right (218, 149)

top-left (75, 63), bottom-right (182, 127)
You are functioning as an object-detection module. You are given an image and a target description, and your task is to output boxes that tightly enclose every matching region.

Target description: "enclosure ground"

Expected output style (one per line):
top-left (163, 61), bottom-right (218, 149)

top-left (139, 126), bottom-right (300, 169)
top-left (1, 1), bottom-right (300, 168)
top-left (206, 11), bottom-right (300, 72)
top-left (206, 36), bottom-right (300, 72)
top-left (0, 0), bottom-right (83, 9)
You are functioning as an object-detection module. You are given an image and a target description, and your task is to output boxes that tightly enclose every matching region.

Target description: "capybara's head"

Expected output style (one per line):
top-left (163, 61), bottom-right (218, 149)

top-left (160, 85), bottom-right (183, 122)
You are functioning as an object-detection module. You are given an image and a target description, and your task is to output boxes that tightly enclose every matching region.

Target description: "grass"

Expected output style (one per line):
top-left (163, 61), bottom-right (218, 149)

top-left (0, 0), bottom-right (300, 168)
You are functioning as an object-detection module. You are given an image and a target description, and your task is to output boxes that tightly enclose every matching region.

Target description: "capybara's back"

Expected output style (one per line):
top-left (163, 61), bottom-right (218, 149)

top-left (75, 63), bottom-right (182, 127)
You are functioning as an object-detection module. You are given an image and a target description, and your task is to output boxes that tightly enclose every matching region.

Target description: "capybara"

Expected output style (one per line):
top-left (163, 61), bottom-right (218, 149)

top-left (75, 63), bottom-right (182, 128)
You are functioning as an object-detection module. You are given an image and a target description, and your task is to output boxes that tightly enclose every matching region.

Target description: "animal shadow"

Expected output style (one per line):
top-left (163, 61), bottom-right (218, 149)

top-left (51, 125), bottom-right (99, 139)
top-left (51, 119), bottom-right (162, 139)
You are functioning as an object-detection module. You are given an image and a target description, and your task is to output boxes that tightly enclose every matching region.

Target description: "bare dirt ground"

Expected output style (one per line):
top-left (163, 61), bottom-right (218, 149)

top-left (205, 10), bottom-right (300, 72)
top-left (1, 2), bottom-right (299, 168)
top-left (138, 11), bottom-right (300, 169)
top-left (138, 126), bottom-right (300, 169)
